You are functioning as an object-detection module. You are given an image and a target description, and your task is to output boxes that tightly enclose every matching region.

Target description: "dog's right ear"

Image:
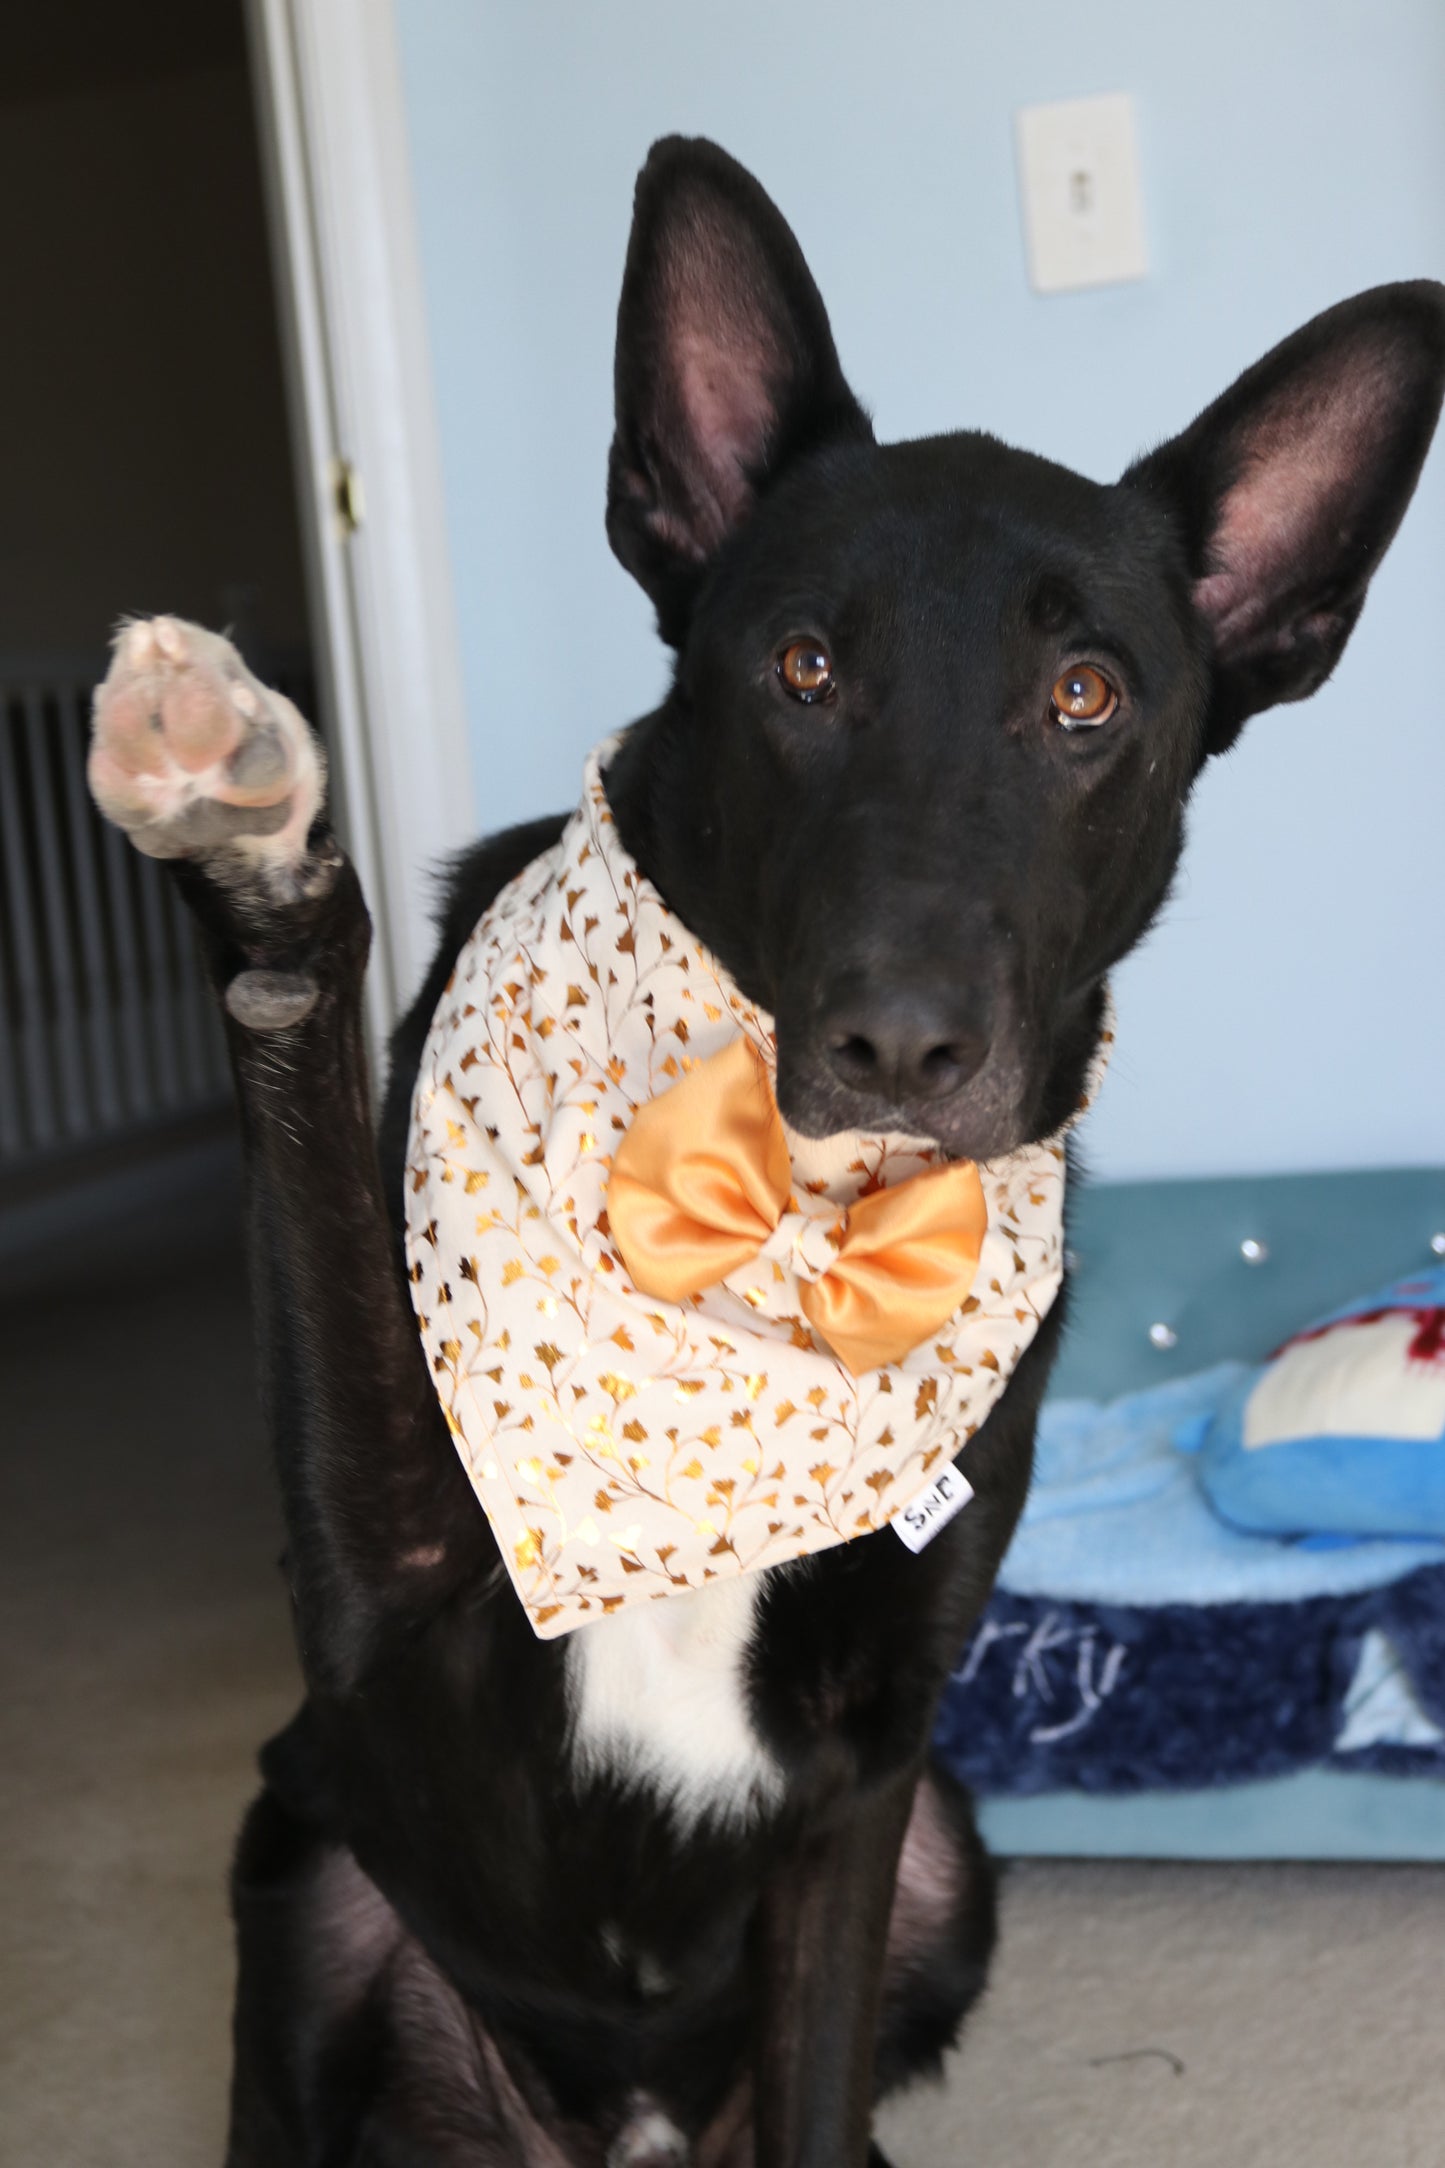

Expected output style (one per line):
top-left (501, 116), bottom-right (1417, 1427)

top-left (606, 137), bottom-right (871, 644)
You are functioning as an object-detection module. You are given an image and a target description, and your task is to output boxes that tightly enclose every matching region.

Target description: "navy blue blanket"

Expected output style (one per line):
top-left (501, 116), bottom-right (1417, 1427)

top-left (932, 1564), bottom-right (1445, 1795)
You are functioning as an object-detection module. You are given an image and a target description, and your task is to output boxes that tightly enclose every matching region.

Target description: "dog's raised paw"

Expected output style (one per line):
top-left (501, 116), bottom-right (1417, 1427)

top-left (88, 617), bottom-right (326, 894)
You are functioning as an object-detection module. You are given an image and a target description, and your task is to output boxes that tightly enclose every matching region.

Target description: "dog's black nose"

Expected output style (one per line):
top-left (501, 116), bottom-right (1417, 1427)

top-left (822, 985), bottom-right (991, 1105)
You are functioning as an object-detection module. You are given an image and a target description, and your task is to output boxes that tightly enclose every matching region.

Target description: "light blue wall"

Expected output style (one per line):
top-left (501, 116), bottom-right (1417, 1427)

top-left (393, 0), bottom-right (1445, 1182)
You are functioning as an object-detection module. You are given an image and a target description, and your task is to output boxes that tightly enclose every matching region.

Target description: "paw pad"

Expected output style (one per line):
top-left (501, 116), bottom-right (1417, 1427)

top-left (224, 970), bottom-right (321, 1032)
top-left (88, 616), bottom-right (325, 887)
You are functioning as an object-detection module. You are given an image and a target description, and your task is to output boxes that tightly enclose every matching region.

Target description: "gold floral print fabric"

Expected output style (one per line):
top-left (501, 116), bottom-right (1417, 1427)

top-left (405, 742), bottom-right (1108, 1639)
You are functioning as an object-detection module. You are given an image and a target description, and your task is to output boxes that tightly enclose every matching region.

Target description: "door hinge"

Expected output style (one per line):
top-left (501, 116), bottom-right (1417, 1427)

top-left (331, 457), bottom-right (366, 537)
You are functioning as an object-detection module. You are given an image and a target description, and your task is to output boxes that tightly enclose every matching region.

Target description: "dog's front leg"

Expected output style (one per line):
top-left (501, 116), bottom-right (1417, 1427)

top-left (88, 619), bottom-right (488, 1693)
top-left (751, 1768), bottom-right (917, 2168)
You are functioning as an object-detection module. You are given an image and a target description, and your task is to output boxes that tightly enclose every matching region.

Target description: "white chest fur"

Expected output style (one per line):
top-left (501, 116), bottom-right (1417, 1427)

top-left (566, 1576), bottom-right (784, 1830)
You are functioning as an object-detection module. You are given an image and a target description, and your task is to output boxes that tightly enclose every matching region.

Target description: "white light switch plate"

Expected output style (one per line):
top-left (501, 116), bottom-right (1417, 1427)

top-left (1015, 93), bottom-right (1148, 295)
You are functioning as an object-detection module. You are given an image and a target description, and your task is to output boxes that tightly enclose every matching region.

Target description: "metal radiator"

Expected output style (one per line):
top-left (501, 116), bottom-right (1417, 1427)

top-left (0, 653), bottom-right (313, 1169)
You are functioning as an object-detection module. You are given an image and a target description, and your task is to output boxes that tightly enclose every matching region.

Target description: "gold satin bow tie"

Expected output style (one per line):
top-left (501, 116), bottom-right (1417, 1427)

top-left (606, 1038), bottom-right (988, 1375)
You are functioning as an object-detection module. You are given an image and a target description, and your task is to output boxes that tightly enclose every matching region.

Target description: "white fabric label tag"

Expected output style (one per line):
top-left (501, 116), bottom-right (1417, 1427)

top-left (892, 1464), bottom-right (975, 1553)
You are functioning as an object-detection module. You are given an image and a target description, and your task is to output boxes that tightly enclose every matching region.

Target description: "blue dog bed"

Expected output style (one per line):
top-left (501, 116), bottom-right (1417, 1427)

top-left (929, 1167), bottom-right (1445, 1858)
top-left (933, 1364), bottom-right (1445, 1796)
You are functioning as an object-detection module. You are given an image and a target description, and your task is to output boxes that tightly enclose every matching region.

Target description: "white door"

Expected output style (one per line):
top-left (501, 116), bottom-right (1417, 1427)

top-left (245, 0), bottom-right (476, 1054)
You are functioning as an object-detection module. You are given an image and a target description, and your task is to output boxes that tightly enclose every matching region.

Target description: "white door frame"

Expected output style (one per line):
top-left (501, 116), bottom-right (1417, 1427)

top-left (244, 0), bottom-right (476, 1053)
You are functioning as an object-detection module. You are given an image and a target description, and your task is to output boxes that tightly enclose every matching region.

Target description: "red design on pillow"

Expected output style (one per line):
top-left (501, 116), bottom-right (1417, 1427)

top-left (1278, 1304), bottom-right (1445, 1368)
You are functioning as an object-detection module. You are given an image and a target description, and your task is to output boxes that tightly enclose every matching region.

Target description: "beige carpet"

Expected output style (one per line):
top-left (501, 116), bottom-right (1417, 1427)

top-left (5, 1181), bottom-right (1444, 2166)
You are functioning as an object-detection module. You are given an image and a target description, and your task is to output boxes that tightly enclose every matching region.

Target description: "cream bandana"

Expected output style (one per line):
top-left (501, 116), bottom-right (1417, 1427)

top-left (406, 743), bottom-right (1109, 1639)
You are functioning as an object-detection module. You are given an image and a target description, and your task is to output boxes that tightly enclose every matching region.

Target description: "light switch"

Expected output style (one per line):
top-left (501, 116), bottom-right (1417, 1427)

top-left (1015, 93), bottom-right (1148, 295)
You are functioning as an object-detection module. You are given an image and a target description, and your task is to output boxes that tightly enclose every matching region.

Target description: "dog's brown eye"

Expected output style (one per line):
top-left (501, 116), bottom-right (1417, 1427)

top-left (1049, 665), bottom-right (1117, 730)
top-left (777, 640), bottom-right (836, 704)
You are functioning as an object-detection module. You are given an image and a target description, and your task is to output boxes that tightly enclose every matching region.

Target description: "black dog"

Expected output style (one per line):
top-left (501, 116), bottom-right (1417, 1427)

top-left (88, 139), bottom-right (1443, 2167)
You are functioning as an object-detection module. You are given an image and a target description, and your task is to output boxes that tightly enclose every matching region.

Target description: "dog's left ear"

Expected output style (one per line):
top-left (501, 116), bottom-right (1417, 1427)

top-left (1125, 281), bottom-right (1445, 753)
top-left (607, 136), bottom-right (872, 644)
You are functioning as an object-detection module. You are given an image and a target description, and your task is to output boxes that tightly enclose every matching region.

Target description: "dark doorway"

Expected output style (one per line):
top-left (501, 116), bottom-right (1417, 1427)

top-left (0, 0), bottom-right (313, 1210)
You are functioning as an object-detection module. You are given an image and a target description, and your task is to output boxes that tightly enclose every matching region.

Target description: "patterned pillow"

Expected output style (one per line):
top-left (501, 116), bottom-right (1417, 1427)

top-left (1197, 1265), bottom-right (1445, 1540)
